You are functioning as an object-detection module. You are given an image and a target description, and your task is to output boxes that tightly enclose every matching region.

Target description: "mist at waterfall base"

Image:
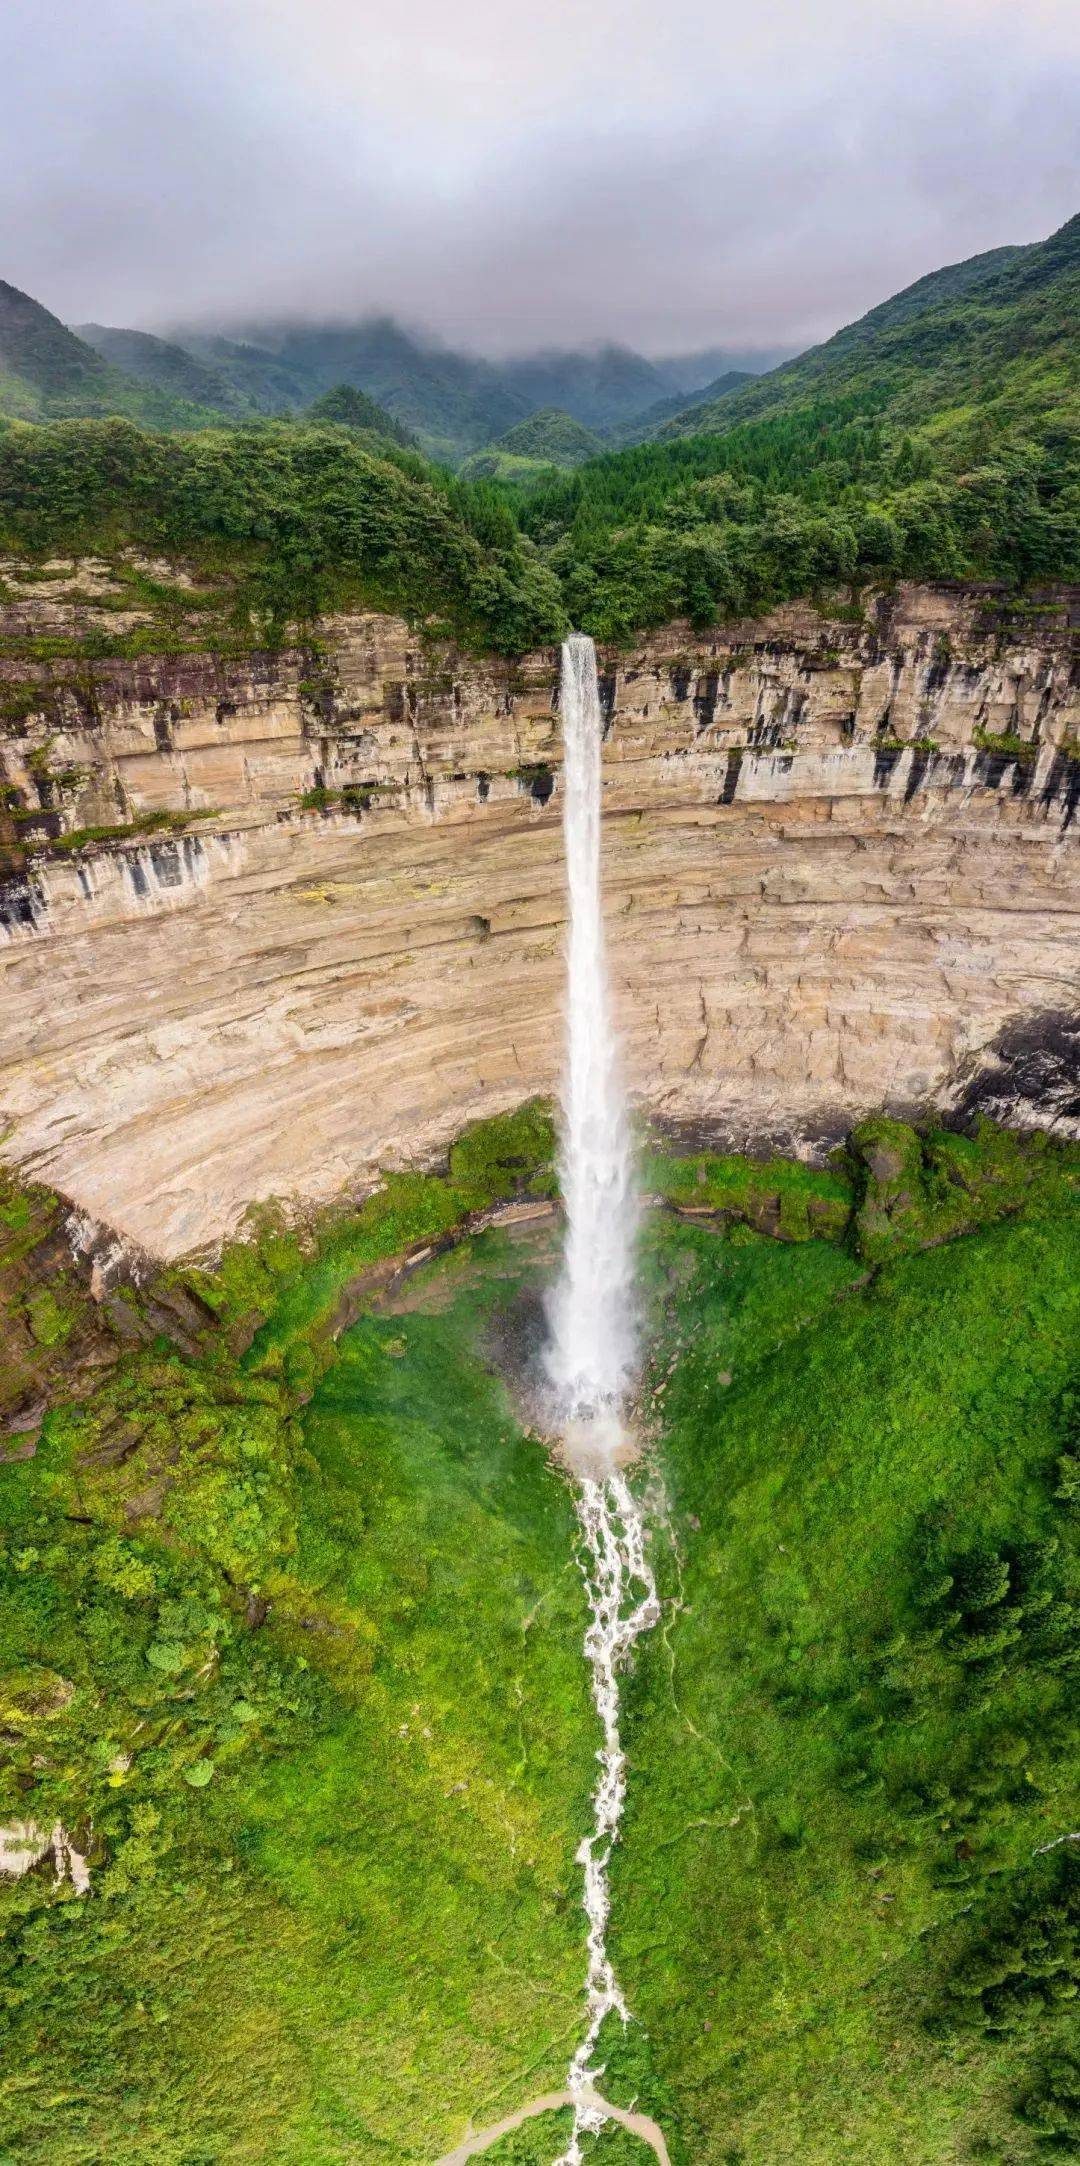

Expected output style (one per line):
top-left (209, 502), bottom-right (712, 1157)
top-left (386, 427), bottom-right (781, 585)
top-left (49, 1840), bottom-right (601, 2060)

top-left (543, 636), bottom-right (662, 2166)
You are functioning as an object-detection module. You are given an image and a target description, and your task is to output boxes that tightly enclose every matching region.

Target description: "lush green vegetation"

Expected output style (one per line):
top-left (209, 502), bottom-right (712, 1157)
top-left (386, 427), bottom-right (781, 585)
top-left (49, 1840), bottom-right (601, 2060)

top-left (2, 212), bottom-right (1076, 649)
top-left (654, 235), bottom-right (1047, 439)
top-left (0, 1107), bottom-right (597, 2164)
top-left (0, 283), bottom-right (221, 430)
top-left (460, 409), bottom-right (605, 482)
top-left (603, 369), bottom-right (752, 449)
top-left (600, 1152), bottom-right (1080, 2163)
top-left (2, 1106), bottom-right (1078, 2162)
top-left (304, 382), bottom-right (417, 446)
top-left (506, 214), bottom-right (1079, 635)
top-left (0, 420), bottom-right (566, 652)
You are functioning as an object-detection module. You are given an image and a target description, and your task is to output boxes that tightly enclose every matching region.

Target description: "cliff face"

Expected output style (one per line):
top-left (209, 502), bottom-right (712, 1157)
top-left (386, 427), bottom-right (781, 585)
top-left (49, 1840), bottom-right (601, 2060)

top-left (0, 569), bottom-right (1077, 1256)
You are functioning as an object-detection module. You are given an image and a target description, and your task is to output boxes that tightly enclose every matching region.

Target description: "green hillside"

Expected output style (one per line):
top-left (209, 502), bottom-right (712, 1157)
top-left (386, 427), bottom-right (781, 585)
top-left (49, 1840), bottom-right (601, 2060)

top-left (606, 367), bottom-right (752, 446)
top-left (509, 212), bottom-right (1080, 637)
top-left (460, 407), bottom-right (604, 480)
top-left (0, 283), bottom-right (218, 428)
top-left (0, 418), bottom-right (565, 652)
top-left (658, 241), bottom-right (1030, 438)
top-left (75, 323), bottom-right (263, 418)
top-left (1, 212), bottom-right (1077, 648)
top-left (487, 407), bottom-right (603, 463)
top-left (305, 382), bottom-right (417, 445)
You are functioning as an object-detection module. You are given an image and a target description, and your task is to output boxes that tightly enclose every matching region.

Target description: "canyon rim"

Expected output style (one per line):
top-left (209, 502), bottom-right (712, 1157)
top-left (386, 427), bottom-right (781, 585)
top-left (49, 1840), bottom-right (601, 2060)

top-left (0, 578), bottom-right (1077, 1256)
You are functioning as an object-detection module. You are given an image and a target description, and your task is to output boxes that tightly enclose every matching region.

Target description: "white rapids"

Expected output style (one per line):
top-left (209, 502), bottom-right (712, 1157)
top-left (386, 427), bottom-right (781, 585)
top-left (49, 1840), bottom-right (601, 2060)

top-left (545, 634), bottom-right (662, 2165)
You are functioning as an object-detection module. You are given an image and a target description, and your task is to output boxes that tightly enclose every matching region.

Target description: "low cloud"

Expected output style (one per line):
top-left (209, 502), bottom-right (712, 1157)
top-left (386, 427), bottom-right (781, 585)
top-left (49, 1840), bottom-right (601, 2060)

top-left (3, 0), bottom-right (1078, 353)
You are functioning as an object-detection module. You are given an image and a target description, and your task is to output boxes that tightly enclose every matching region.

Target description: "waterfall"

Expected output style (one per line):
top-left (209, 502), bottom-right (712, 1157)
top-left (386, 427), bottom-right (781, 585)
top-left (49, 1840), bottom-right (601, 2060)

top-left (546, 635), bottom-right (660, 2166)
top-left (544, 633), bottom-right (637, 1437)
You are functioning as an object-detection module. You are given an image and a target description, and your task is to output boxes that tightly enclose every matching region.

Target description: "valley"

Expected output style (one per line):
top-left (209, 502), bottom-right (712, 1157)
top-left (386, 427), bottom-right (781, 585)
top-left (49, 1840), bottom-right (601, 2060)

top-left (0, 138), bottom-right (1077, 2166)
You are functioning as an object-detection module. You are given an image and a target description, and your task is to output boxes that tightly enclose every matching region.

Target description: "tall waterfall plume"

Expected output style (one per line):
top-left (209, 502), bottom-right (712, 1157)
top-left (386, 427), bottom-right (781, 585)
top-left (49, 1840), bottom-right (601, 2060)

top-left (547, 635), bottom-right (661, 2166)
top-left (544, 632), bottom-right (638, 1441)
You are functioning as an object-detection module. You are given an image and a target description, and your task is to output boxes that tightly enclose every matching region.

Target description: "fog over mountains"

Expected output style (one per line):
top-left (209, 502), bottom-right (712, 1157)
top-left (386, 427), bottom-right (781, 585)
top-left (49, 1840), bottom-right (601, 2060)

top-left (138, 317), bottom-right (789, 454)
top-left (7, 296), bottom-right (782, 459)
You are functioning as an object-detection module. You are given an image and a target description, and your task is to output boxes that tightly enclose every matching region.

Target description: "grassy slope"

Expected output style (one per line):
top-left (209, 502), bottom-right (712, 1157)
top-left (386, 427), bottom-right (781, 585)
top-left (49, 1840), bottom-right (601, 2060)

top-left (0, 1274), bottom-right (593, 2164)
top-left (606, 1185), bottom-right (1080, 2163)
top-left (1, 1113), bottom-right (1078, 2163)
top-left (0, 1111), bottom-right (598, 2165)
top-left (215, 1288), bottom-right (594, 2162)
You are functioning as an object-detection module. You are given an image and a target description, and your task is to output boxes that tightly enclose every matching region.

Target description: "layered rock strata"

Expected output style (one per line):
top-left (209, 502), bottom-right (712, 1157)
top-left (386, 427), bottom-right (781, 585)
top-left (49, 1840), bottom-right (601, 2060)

top-left (0, 573), bottom-right (1077, 1255)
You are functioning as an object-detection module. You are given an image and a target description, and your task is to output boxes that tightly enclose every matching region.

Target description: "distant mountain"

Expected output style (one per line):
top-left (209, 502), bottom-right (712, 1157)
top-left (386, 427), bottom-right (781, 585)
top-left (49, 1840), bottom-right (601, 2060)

top-left (187, 316), bottom-right (528, 460)
top-left (305, 382), bottom-right (416, 445)
top-left (605, 369), bottom-right (753, 447)
top-left (0, 282), bottom-right (213, 426)
top-left (651, 344), bottom-right (792, 393)
top-left (162, 318), bottom-right (777, 459)
top-left (656, 238), bottom-right (1041, 439)
top-left (54, 306), bottom-right (783, 460)
top-left (459, 407), bottom-right (604, 479)
top-left (74, 324), bottom-right (263, 417)
top-left (168, 332), bottom-right (313, 414)
top-left (496, 346), bottom-right (672, 433)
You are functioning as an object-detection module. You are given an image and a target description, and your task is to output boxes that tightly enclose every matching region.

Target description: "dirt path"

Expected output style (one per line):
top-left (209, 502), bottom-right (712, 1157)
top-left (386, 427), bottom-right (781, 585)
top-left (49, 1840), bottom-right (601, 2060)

top-left (432, 2085), bottom-right (671, 2164)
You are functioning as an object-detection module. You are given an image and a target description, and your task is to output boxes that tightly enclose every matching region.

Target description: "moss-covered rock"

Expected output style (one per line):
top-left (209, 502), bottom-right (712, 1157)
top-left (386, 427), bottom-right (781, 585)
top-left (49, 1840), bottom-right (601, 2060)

top-left (643, 1142), bottom-right (853, 1243)
top-left (848, 1114), bottom-right (1079, 1261)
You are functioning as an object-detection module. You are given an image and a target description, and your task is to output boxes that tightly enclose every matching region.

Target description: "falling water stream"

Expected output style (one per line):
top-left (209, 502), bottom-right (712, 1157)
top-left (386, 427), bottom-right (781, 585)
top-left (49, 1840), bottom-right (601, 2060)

top-left (543, 635), bottom-right (662, 2165)
top-left (433, 636), bottom-right (667, 2166)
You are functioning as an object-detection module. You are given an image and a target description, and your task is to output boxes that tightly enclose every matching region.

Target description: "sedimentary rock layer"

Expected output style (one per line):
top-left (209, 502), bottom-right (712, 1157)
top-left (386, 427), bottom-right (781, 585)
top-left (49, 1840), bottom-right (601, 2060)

top-left (0, 575), bottom-right (1077, 1255)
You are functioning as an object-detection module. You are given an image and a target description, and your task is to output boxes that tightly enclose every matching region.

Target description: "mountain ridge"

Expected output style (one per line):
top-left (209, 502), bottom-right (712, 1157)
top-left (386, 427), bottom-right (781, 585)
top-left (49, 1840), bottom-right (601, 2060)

top-left (75, 324), bottom-right (265, 418)
top-left (0, 282), bottom-right (217, 427)
top-left (654, 232), bottom-right (1057, 438)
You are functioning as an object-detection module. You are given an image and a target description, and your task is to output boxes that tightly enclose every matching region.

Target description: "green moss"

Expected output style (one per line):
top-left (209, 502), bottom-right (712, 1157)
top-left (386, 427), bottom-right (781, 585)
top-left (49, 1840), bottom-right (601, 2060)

top-left (45, 807), bottom-right (216, 855)
top-left (21, 1284), bottom-right (75, 1347)
top-left (447, 1100), bottom-right (558, 1205)
top-left (972, 724), bottom-right (1038, 762)
top-left (642, 1141), bottom-right (853, 1242)
top-left (846, 1114), bottom-right (1076, 1261)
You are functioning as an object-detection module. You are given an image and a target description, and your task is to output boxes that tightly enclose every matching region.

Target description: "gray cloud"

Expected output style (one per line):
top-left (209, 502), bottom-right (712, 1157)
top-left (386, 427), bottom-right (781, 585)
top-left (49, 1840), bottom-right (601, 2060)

top-left (2, 0), bottom-right (1078, 354)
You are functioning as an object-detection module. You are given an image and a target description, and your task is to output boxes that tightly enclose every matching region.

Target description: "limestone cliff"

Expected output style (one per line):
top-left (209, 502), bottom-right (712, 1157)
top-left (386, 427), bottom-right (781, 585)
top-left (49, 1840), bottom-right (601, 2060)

top-left (0, 568), bottom-right (1077, 1256)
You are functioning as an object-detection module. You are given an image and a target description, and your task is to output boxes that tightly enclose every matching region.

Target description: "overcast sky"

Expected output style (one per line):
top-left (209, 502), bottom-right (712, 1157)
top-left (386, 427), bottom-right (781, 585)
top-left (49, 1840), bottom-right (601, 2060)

top-left (3, 0), bottom-right (1078, 357)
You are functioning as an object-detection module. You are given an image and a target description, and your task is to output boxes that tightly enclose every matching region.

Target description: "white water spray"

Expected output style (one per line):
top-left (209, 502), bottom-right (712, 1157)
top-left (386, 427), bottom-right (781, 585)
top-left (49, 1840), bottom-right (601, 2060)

top-left (546, 636), bottom-right (661, 2166)
top-left (545, 635), bottom-right (637, 1428)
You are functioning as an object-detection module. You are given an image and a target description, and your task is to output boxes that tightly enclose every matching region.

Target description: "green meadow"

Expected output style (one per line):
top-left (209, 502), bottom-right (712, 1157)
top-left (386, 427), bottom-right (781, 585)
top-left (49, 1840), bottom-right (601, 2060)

top-left (1, 1111), bottom-right (1078, 2163)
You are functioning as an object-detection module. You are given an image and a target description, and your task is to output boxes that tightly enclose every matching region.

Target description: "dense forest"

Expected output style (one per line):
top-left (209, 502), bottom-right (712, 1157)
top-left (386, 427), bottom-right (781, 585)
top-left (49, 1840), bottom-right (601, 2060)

top-left (0, 213), bottom-right (1076, 648)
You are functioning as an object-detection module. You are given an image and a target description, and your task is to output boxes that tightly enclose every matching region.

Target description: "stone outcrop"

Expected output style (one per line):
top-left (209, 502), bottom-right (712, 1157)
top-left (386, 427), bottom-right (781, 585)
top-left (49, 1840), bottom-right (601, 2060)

top-left (0, 571), bottom-right (1077, 1256)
